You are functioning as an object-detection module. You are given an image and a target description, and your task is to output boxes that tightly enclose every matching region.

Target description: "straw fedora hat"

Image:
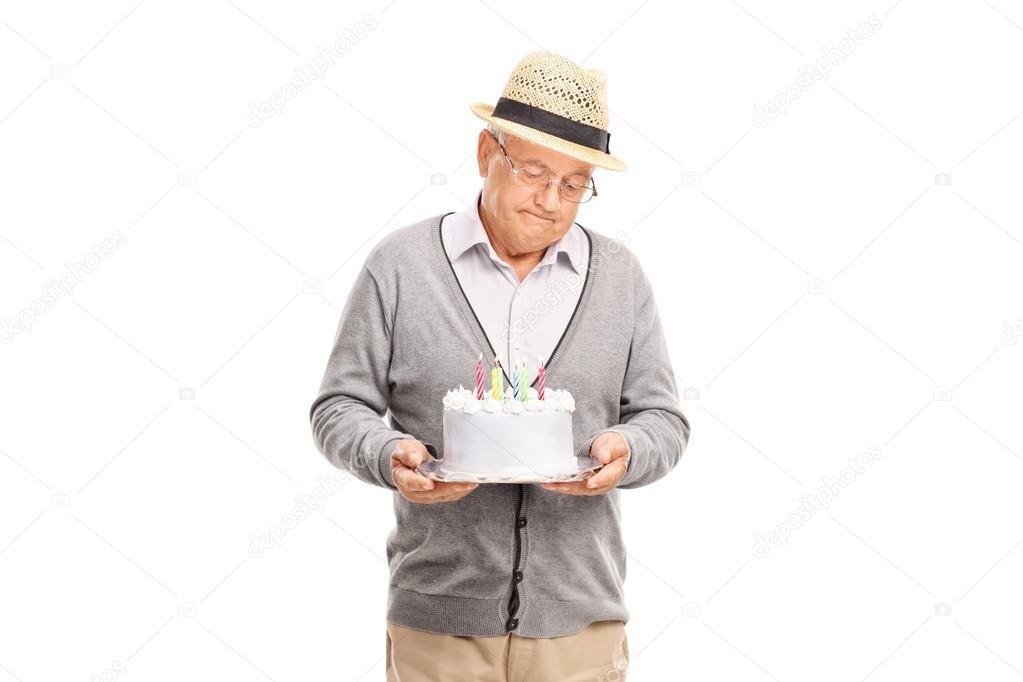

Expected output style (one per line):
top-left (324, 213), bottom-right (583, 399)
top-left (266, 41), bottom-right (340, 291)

top-left (470, 50), bottom-right (627, 172)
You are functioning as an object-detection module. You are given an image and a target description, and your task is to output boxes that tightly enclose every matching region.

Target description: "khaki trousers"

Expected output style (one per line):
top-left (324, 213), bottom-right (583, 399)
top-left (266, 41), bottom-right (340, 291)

top-left (385, 620), bottom-right (629, 682)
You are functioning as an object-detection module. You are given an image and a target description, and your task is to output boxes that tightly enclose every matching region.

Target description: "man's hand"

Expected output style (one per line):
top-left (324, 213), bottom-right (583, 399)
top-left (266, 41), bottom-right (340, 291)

top-left (391, 439), bottom-right (478, 504)
top-left (541, 431), bottom-right (630, 496)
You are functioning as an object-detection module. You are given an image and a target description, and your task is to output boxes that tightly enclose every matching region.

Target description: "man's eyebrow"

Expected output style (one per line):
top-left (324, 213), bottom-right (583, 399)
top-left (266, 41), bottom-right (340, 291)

top-left (521, 156), bottom-right (592, 178)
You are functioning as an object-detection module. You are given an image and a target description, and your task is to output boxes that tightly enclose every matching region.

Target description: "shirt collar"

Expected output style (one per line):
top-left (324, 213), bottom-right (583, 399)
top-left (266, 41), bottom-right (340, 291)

top-left (446, 190), bottom-right (585, 275)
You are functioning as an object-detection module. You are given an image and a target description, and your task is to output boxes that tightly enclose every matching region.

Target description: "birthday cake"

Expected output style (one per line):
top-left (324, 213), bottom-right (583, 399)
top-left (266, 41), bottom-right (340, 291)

top-left (426, 357), bottom-right (596, 481)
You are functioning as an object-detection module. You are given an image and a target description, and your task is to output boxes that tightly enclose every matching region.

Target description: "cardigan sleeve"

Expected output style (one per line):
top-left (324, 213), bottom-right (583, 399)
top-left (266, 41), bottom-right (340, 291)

top-left (584, 256), bottom-right (691, 489)
top-left (308, 263), bottom-right (433, 490)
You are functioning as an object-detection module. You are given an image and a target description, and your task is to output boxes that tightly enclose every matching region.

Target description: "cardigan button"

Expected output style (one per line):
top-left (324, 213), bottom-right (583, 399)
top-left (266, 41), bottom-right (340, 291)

top-left (516, 518), bottom-right (527, 528)
top-left (506, 618), bottom-right (519, 631)
top-left (514, 571), bottom-right (523, 582)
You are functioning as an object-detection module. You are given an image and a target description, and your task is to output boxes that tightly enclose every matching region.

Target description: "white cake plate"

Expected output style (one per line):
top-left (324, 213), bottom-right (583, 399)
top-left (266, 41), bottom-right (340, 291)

top-left (416, 456), bottom-right (603, 484)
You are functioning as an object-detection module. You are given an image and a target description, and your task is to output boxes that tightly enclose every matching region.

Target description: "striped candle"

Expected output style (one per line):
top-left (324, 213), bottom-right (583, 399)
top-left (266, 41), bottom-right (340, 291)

top-left (518, 359), bottom-right (527, 401)
top-left (474, 352), bottom-right (485, 400)
top-left (493, 356), bottom-right (504, 400)
top-left (510, 357), bottom-right (520, 400)
top-left (537, 355), bottom-right (546, 400)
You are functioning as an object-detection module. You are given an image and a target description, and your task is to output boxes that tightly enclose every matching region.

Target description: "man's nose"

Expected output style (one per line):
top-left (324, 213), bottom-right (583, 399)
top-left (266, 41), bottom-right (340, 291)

top-left (535, 181), bottom-right (560, 213)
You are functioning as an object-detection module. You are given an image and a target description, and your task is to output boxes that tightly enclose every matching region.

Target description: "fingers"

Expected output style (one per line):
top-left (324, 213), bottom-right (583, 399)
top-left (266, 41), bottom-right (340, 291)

top-left (541, 481), bottom-right (591, 495)
top-left (542, 458), bottom-right (627, 496)
top-left (390, 439), bottom-right (483, 503)
top-left (543, 482), bottom-right (606, 496)
top-left (592, 432), bottom-right (628, 465)
top-left (394, 468), bottom-right (478, 504)
top-left (418, 486), bottom-right (477, 504)
top-left (391, 439), bottom-right (431, 470)
top-left (405, 483), bottom-right (479, 504)
top-left (393, 464), bottom-right (435, 492)
top-left (585, 458), bottom-right (626, 489)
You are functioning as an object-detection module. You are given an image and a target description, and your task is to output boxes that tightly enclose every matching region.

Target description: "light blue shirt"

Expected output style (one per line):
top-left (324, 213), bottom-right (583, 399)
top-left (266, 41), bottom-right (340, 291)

top-left (441, 190), bottom-right (589, 385)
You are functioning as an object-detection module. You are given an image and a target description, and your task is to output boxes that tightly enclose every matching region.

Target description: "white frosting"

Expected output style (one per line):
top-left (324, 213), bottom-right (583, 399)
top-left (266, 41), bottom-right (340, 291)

top-left (442, 385), bottom-right (575, 415)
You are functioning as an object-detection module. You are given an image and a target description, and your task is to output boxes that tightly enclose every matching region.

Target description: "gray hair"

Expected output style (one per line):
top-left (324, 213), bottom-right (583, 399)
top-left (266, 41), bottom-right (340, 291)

top-left (486, 123), bottom-right (510, 146)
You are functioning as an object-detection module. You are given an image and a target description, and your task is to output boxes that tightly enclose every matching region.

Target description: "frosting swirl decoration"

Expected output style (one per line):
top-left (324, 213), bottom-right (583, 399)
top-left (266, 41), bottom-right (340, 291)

top-left (443, 385), bottom-right (575, 415)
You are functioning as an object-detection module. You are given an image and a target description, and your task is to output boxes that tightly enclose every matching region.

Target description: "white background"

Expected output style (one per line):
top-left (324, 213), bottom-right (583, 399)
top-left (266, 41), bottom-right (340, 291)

top-left (2, 1), bottom-right (1022, 680)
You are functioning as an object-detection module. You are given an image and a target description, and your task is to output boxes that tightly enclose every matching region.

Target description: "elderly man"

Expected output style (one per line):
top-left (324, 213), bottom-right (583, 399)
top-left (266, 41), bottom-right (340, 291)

top-left (309, 51), bottom-right (690, 681)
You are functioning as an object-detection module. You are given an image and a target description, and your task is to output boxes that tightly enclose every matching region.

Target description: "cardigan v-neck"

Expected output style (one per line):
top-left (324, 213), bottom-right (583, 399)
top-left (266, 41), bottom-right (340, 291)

top-left (433, 211), bottom-right (594, 390)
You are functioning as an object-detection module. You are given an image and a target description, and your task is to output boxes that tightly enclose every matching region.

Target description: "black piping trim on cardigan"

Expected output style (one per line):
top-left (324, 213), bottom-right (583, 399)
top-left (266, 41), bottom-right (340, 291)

top-left (437, 211), bottom-right (511, 386)
top-left (540, 222), bottom-right (593, 388)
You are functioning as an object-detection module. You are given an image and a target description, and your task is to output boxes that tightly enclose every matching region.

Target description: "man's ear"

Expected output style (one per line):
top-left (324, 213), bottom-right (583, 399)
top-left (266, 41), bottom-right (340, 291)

top-left (477, 129), bottom-right (493, 178)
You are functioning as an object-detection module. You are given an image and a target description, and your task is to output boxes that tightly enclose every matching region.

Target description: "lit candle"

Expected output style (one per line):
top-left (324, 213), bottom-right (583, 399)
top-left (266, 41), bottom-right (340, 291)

top-left (537, 355), bottom-right (546, 400)
top-left (492, 356), bottom-right (504, 400)
top-left (518, 359), bottom-right (527, 401)
top-left (475, 352), bottom-right (485, 400)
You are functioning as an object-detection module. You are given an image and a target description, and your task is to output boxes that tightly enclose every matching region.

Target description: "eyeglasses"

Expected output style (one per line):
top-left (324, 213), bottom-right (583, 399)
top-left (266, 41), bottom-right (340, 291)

top-left (489, 131), bottom-right (598, 204)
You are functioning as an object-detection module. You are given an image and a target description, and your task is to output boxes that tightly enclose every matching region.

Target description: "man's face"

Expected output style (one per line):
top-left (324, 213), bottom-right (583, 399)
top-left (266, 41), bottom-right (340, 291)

top-left (477, 129), bottom-right (594, 256)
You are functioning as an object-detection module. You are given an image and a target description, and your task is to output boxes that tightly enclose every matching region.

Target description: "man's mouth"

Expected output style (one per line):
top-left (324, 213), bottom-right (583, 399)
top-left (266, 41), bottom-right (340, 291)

top-left (524, 211), bottom-right (554, 222)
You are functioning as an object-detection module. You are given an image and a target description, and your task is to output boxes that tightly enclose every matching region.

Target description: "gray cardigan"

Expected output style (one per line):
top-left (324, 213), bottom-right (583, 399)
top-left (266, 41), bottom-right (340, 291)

top-left (309, 211), bottom-right (691, 638)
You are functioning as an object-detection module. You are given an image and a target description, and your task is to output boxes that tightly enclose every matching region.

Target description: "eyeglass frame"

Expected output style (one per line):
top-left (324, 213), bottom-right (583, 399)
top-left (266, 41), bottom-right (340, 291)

top-left (487, 130), bottom-right (598, 204)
